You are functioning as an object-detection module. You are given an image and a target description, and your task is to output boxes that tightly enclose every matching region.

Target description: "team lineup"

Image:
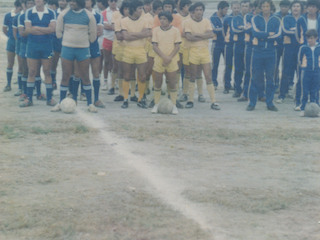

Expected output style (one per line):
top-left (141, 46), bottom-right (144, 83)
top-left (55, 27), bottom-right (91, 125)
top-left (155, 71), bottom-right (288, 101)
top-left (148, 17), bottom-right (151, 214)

top-left (2, 0), bottom-right (320, 115)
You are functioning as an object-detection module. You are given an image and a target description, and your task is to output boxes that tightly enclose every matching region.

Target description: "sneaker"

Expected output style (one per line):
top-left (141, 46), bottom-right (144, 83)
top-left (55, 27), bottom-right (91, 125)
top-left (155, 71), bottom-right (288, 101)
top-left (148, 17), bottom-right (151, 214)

top-left (267, 105), bottom-right (278, 112)
top-left (80, 93), bottom-right (87, 101)
top-left (51, 103), bottom-right (61, 112)
top-left (94, 100), bottom-right (106, 108)
top-left (237, 96), bottom-right (248, 102)
top-left (46, 99), bottom-right (57, 106)
top-left (294, 105), bottom-right (301, 111)
top-left (14, 89), bottom-right (22, 96)
top-left (172, 105), bottom-right (179, 115)
top-left (151, 104), bottom-right (158, 113)
top-left (223, 89), bottom-right (229, 94)
top-left (101, 82), bottom-right (108, 91)
top-left (161, 90), bottom-right (166, 95)
top-left (258, 97), bottom-right (266, 102)
top-left (3, 85), bottom-right (12, 92)
top-left (149, 99), bottom-right (155, 108)
top-left (185, 101), bottom-right (194, 108)
top-left (198, 94), bottom-right (206, 102)
top-left (146, 88), bottom-right (151, 95)
top-left (19, 99), bottom-right (33, 107)
top-left (19, 94), bottom-right (27, 101)
top-left (37, 94), bottom-right (46, 101)
top-left (137, 99), bottom-right (148, 109)
top-left (176, 100), bottom-right (184, 109)
top-left (232, 92), bottom-right (241, 98)
top-left (130, 95), bottom-right (138, 102)
top-left (88, 104), bottom-right (98, 113)
top-left (210, 102), bottom-right (221, 110)
top-left (179, 94), bottom-right (188, 102)
top-left (276, 98), bottom-right (284, 104)
top-left (107, 87), bottom-right (115, 95)
top-left (246, 105), bottom-right (255, 111)
top-left (114, 95), bottom-right (124, 102)
top-left (121, 99), bottom-right (129, 109)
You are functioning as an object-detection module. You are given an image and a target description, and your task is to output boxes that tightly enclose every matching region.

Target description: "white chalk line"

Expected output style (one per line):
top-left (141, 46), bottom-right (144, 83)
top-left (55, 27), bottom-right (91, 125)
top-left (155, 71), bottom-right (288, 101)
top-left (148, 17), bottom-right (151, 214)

top-left (77, 109), bottom-right (219, 239)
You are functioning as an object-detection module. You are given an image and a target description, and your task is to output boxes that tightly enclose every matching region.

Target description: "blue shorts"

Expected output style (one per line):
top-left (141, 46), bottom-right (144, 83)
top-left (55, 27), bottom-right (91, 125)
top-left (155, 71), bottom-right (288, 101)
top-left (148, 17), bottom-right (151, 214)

top-left (15, 39), bottom-right (21, 55)
top-left (27, 41), bottom-right (53, 59)
top-left (53, 38), bottom-right (62, 53)
top-left (90, 41), bottom-right (101, 59)
top-left (6, 38), bottom-right (16, 52)
top-left (61, 46), bottom-right (91, 61)
top-left (19, 42), bottom-right (27, 58)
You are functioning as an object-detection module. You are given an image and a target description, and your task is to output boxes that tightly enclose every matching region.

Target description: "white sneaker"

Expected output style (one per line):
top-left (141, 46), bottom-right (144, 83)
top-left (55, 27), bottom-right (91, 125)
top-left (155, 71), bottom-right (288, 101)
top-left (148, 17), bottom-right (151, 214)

top-left (88, 104), bottom-right (98, 113)
top-left (101, 81), bottom-right (108, 91)
top-left (294, 106), bottom-right (301, 111)
top-left (276, 98), bottom-right (284, 104)
top-left (172, 105), bottom-right (179, 115)
top-left (151, 104), bottom-right (158, 114)
top-left (80, 93), bottom-right (87, 101)
top-left (51, 103), bottom-right (61, 112)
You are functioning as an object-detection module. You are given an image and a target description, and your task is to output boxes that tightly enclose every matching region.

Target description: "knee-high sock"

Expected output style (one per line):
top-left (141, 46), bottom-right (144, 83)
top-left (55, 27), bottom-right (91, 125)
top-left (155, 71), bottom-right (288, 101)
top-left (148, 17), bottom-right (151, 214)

top-left (154, 88), bottom-right (161, 104)
top-left (170, 89), bottom-right (178, 105)
top-left (46, 84), bottom-right (53, 102)
top-left (60, 85), bottom-right (68, 102)
top-left (196, 78), bottom-right (204, 95)
top-left (22, 77), bottom-right (27, 94)
top-left (183, 77), bottom-right (190, 95)
top-left (123, 80), bottom-right (130, 100)
top-left (6, 68), bottom-right (13, 87)
top-left (207, 83), bottom-right (216, 103)
top-left (83, 84), bottom-right (92, 106)
top-left (35, 76), bottom-right (42, 96)
top-left (26, 82), bottom-right (35, 102)
top-left (17, 73), bottom-right (22, 90)
top-left (50, 71), bottom-right (56, 85)
top-left (188, 81), bottom-right (196, 102)
top-left (93, 78), bottom-right (100, 102)
top-left (138, 81), bottom-right (146, 101)
top-left (72, 77), bottom-right (81, 101)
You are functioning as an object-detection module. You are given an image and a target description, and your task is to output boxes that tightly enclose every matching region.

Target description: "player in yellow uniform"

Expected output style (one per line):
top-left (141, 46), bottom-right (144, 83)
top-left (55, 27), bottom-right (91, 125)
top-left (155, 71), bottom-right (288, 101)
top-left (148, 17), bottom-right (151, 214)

top-left (120, 0), bottom-right (152, 109)
top-left (151, 11), bottom-right (181, 114)
top-left (184, 2), bottom-right (220, 110)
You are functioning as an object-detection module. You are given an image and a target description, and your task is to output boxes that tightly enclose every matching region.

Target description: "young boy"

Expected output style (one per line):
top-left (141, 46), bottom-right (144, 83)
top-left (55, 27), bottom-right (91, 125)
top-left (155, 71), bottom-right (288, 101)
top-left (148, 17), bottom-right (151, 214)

top-left (297, 29), bottom-right (320, 111)
top-left (151, 11), bottom-right (181, 114)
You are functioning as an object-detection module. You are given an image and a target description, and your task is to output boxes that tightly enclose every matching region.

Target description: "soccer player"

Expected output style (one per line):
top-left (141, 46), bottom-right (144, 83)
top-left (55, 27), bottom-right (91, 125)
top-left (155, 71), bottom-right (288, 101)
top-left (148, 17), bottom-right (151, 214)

top-left (120, 0), bottom-right (152, 109)
top-left (20, 0), bottom-right (57, 107)
top-left (247, 0), bottom-right (281, 111)
top-left (52, 0), bottom-right (98, 112)
top-left (151, 11), bottom-right (181, 114)
top-left (3, 0), bottom-right (22, 92)
top-left (210, 1), bottom-right (229, 89)
top-left (184, 2), bottom-right (220, 110)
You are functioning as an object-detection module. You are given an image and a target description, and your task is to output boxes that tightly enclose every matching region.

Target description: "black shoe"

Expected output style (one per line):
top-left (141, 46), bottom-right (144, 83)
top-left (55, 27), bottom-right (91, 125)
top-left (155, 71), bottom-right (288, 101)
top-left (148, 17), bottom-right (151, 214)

top-left (179, 94), bottom-right (188, 102)
top-left (237, 96), bottom-right (248, 102)
top-left (146, 88), bottom-right (151, 95)
top-left (121, 100), bottom-right (128, 108)
top-left (130, 95), bottom-right (138, 102)
top-left (267, 105), bottom-right (278, 112)
top-left (211, 102), bottom-right (220, 110)
top-left (149, 99), bottom-right (155, 108)
top-left (185, 101), bottom-right (194, 108)
top-left (223, 89), bottom-right (229, 94)
top-left (114, 95), bottom-right (124, 102)
top-left (107, 88), bottom-right (115, 95)
top-left (176, 100), bottom-right (184, 109)
top-left (246, 105), bottom-right (255, 111)
top-left (233, 92), bottom-right (241, 98)
top-left (137, 99), bottom-right (147, 109)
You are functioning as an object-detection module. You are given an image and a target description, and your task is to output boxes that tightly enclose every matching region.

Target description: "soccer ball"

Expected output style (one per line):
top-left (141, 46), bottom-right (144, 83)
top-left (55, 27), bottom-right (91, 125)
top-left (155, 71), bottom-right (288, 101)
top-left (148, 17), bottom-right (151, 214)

top-left (157, 98), bottom-right (174, 114)
top-left (60, 98), bottom-right (76, 113)
top-left (304, 102), bottom-right (320, 117)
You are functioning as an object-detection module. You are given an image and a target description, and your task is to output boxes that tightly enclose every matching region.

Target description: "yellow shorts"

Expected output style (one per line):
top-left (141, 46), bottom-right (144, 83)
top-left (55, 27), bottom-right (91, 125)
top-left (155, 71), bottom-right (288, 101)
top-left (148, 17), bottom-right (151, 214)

top-left (112, 40), bottom-right (119, 55)
top-left (189, 47), bottom-right (211, 65)
top-left (153, 55), bottom-right (179, 73)
top-left (114, 44), bottom-right (124, 62)
top-left (145, 41), bottom-right (156, 58)
top-left (182, 47), bottom-right (190, 66)
top-left (122, 46), bottom-right (147, 65)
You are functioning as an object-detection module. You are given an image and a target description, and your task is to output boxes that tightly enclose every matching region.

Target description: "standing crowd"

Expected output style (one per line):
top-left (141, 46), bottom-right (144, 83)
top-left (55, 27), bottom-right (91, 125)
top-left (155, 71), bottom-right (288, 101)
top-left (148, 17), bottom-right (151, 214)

top-left (2, 0), bottom-right (320, 114)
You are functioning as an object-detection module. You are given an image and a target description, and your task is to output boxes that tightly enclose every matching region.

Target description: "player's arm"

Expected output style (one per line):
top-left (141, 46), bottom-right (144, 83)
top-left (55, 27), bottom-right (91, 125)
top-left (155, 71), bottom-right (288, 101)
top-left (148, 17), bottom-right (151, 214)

top-left (55, 13), bottom-right (63, 39)
top-left (33, 21), bottom-right (56, 34)
top-left (122, 28), bottom-right (151, 41)
top-left (193, 30), bottom-right (214, 40)
top-left (89, 14), bottom-right (98, 43)
top-left (104, 21), bottom-right (114, 30)
top-left (2, 26), bottom-right (8, 36)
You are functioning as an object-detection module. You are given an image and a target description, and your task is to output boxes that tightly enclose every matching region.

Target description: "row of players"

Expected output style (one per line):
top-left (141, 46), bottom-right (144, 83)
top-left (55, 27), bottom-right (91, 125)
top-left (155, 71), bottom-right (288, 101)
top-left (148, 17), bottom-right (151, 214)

top-left (3, 0), bottom-right (320, 113)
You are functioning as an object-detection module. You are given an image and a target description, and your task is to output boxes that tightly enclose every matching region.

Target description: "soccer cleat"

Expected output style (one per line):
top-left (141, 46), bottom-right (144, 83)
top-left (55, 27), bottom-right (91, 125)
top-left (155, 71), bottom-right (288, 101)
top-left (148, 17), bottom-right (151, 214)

top-left (176, 100), bottom-right (184, 109)
top-left (47, 99), bottom-right (57, 106)
top-left (19, 94), bottom-right (27, 101)
top-left (94, 100), bottom-right (106, 108)
top-left (101, 82), bottom-right (108, 91)
top-left (19, 99), bottom-right (33, 107)
top-left (51, 103), bottom-right (61, 112)
top-left (185, 101), bottom-right (194, 108)
top-left (114, 95), bottom-right (124, 102)
top-left (79, 93), bottom-right (87, 101)
top-left (148, 99), bottom-right (155, 108)
top-left (130, 95), bottom-right (138, 102)
top-left (107, 87), bottom-right (115, 95)
top-left (294, 105), bottom-right (301, 111)
top-left (198, 94), bottom-right (206, 102)
top-left (246, 105), bottom-right (255, 111)
top-left (137, 98), bottom-right (148, 109)
top-left (121, 99), bottom-right (129, 109)
top-left (14, 89), bottom-right (22, 96)
top-left (267, 105), bottom-right (278, 112)
top-left (37, 94), bottom-right (46, 101)
top-left (88, 104), bottom-right (98, 113)
top-left (179, 94), bottom-right (188, 102)
top-left (151, 104), bottom-right (158, 114)
top-left (276, 98), bottom-right (284, 104)
top-left (210, 102), bottom-right (221, 110)
top-left (232, 92), bottom-right (241, 98)
top-left (3, 85), bottom-right (11, 92)
top-left (237, 96), bottom-right (248, 102)
top-left (172, 105), bottom-right (179, 115)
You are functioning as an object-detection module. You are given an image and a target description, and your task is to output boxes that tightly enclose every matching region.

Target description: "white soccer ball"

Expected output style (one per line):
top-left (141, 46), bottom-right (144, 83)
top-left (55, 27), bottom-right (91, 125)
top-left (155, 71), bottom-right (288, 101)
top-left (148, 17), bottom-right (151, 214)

top-left (60, 98), bottom-right (76, 113)
top-left (157, 98), bottom-right (174, 114)
top-left (304, 102), bottom-right (320, 117)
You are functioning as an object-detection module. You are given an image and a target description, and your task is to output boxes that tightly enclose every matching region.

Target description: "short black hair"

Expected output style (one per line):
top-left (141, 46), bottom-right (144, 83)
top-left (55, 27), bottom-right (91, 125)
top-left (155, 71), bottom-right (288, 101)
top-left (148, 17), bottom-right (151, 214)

top-left (253, 0), bottom-right (260, 8)
top-left (97, 0), bottom-right (108, 7)
top-left (163, 0), bottom-right (175, 9)
top-left (259, 0), bottom-right (276, 11)
top-left (152, 0), bottom-right (162, 11)
top-left (70, 0), bottom-right (85, 8)
top-left (158, 11), bottom-right (173, 22)
top-left (90, 0), bottom-right (96, 7)
top-left (217, 0), bottom-right (229, 10)
top-left (241, 0), bottom-right (250, 5)
top-left (279, 0), bottom-right (291, 7)
top-left (144, 0), bottom-right (153, 4)
top-left (291, 0), bottom-right (304, 12)
top-left (120, 0), bottom-right (131, 15)
top-left (307, 0), bottom-right (319, 8)
top-left (129, 0), bottom-right (144, 15)
top-left (306, 29), bottom-right (318, 38)
top-left (14, 0), bottom-right (22, 7)
top-left (179, 0), bottom-right (192, 10)
top-left (48, 0), bottom-right (59, 7)
top-left (189, 1), bottom-right (205, 12)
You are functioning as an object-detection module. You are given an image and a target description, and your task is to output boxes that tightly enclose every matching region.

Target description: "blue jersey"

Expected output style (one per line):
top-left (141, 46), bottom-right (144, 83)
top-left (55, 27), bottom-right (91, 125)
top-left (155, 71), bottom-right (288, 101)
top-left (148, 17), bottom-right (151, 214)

top-left (282, 14), bottom-right (300, 46)
top-left (298, 43), bottom-right (320, 71)
top-left (296, 13), bottom-right (320, 45)
top-left (223, 14), bottom-right (234, 44)
top-left (244, 12), bottom-right (254, 44)
top-left (92, 9), bottom-right (103, 44)
top-left (18, 12), bottom-right (28, 44)
top-left (232, 14), bottom-right (245, 43)
top-left (3, 10), bottom-right (18, 39)
top-left (12, 12), bottom-right (21, 40)
top-left (210, 12), bottom-right (224, 44)
top-left (25, 6), bottom-right (56, 43)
